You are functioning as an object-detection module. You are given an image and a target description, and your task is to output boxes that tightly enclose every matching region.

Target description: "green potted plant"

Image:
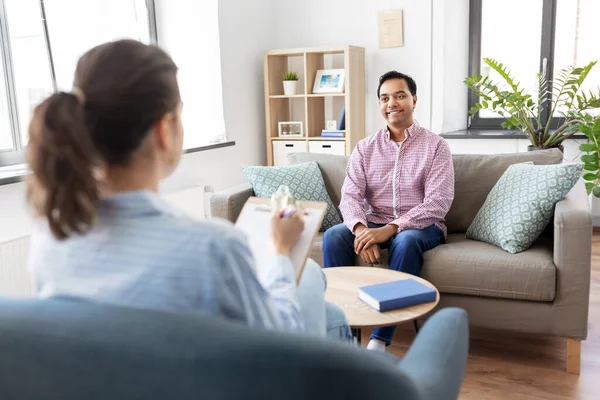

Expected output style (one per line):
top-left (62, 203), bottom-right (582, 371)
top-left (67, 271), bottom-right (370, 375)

top-left (283, 71), bottom-right (298, 96)
top-left (464, 58), bottom-right (600, 151)
top-left (578, 115), bottom-right (600, 197)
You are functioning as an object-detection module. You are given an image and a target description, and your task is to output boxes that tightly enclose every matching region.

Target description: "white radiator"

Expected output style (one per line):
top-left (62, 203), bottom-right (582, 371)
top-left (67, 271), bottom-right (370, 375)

top-left (0, 235), bottom-right (33, 297)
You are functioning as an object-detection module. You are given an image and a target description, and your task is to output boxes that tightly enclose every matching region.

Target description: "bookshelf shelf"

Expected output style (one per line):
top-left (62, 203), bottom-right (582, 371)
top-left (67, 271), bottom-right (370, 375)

top-left (306, 137), bottom-right (346, 141)
top-left (269, 94), bottom-right (306, 99)
top-left (270, 137), bottom-right (306, 141)
top-left (305, 93), bottom-right (346, 97)
top-left (264, 45), bottom-right (365, 166)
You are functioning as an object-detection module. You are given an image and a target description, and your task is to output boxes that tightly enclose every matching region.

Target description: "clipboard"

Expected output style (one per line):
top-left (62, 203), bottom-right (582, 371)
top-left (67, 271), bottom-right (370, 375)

top-left (235, 197), bottom-right (327, 283)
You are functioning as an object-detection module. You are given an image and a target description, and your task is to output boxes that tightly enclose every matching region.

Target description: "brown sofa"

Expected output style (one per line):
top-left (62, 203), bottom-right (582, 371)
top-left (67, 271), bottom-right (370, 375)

top-left (210, 149), bottom-right (591, 373)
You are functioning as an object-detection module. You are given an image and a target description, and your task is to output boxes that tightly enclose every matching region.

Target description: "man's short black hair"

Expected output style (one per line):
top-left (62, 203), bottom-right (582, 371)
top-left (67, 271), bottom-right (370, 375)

top-left (377, 71), bottom-right (417, 98)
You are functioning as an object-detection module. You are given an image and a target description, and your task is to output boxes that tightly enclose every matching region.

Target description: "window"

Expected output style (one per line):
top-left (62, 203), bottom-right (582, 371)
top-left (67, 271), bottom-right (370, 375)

top-left (553, 0), bottom-right (599, 116)
top-left (468, 0), bottom-right (600, 129)
top-left (0, 0), bottom-right (157, 166)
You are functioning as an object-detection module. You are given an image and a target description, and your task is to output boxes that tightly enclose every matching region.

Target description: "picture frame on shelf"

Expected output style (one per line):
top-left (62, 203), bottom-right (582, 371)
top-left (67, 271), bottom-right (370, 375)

top-left (312, 69), bottom-right (345, 94)
top-left (278, 121), bottom-right (304, 137)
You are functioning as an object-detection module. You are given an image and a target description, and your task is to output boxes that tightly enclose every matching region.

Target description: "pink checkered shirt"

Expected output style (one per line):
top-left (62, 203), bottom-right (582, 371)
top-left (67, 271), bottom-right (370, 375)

top-left (339, 121), bottom-right (454, 237)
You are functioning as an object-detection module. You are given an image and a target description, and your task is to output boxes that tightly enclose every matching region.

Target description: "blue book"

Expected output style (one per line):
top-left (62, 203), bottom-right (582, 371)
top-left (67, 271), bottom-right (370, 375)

top-left (321, 130), bottom-right (345, 138)
top-left (337, 105), bottom-right (346, 130)
top-left (358, 279), bottom-right (437, 312)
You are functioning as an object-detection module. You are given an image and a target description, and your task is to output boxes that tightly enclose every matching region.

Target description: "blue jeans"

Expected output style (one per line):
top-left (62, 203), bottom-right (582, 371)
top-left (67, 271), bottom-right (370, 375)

top-left (296, 259), bottom-right (354, 343)
top-left (322, 223), bottom-right (444, 345)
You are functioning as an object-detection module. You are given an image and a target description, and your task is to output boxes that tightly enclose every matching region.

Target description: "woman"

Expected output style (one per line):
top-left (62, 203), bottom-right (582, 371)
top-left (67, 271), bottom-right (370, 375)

top-left (26, 39), bottom-right (351, 341)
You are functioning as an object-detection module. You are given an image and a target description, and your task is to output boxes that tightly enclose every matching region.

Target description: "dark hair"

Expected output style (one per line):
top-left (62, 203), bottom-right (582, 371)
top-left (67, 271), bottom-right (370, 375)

top-left (377, 71), bottom-right (417, 98)
top-left (26, 39), bottom-right (180, 240)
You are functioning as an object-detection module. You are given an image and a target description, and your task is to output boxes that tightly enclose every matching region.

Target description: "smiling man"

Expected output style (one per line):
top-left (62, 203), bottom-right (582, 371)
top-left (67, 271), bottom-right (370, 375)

top-left (322, 71), bottom-right (455, 352)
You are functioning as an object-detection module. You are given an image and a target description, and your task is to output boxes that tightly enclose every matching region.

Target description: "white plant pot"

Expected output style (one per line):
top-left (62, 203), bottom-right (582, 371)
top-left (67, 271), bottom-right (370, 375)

top-left (283, 80), bottom-right (298, 96)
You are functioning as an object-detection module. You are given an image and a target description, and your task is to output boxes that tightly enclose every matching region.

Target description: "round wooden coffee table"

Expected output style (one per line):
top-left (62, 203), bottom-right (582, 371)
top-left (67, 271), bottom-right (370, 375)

top-left (323, 267), bottom-right (439, 344)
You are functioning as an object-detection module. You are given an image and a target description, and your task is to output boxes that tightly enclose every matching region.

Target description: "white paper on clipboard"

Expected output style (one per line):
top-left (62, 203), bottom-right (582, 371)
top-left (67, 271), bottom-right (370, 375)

top-left (235, 197), bottom-right (327, 283)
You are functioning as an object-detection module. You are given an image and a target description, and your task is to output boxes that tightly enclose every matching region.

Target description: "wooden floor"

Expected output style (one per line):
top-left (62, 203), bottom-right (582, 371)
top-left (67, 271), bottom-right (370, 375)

top-left (362, 234), bottom-right (600, 399)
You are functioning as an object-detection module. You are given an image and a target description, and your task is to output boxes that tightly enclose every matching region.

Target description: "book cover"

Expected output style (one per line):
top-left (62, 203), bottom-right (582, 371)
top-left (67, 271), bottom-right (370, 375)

top-left (358, 279), bottom-right (436, 312)
top-left (337, 105), bottom-right (346, 130)
top-left (321, 130), bottom-right (345, 137)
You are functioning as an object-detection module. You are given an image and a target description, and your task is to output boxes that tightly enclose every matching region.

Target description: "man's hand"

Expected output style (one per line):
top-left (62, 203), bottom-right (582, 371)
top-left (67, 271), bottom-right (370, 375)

top-left (359, 245), bottom-right (381, 265)
top-left (354, 224), bottom-right (397, 254)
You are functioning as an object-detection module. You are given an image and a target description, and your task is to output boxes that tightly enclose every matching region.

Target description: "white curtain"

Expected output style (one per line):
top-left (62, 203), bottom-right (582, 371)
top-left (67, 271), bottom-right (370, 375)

top-left (155, 0), bottom-right (227, 149)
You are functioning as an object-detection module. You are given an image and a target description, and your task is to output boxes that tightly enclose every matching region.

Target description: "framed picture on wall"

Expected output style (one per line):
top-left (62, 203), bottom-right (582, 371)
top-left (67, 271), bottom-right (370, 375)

top-left (312, 69), bottom-right (345, 94)
top-left (278, 121), bottom-right (304, 137)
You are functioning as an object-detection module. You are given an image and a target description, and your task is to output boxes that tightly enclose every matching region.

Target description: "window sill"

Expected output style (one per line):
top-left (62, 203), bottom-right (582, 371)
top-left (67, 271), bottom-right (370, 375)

top-left (0, 140), bottom-right (236, 186)
top-left (441, 129), bottom-right (587, 140)
top-left (0, 164), bottom-right (28, 186)
top-left (183, 140), bottom-right (235, 154)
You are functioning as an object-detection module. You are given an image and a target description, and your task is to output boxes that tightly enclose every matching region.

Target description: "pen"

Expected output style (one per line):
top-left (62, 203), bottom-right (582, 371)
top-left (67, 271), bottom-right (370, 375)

top-left (280, 208), bottom-right (296, 218)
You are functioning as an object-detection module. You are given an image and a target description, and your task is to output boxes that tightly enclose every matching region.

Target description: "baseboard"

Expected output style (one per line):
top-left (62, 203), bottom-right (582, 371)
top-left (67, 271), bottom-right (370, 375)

top-left (592, 216), bottom-right (600, 231)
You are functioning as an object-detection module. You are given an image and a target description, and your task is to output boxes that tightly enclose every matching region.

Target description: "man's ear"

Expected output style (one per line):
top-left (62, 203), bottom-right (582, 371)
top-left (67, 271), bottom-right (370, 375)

top-left (413, 94), bottom-right (418, 109)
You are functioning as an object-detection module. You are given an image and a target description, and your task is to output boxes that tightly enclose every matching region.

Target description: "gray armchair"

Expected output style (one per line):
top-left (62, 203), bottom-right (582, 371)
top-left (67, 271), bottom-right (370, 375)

top-left (0, 297), bottom-right (468, 399)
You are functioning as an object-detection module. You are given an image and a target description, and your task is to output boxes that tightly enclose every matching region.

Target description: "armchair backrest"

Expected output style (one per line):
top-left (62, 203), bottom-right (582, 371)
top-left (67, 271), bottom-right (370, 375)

top-left (0, 297), bottom-right (420, 400)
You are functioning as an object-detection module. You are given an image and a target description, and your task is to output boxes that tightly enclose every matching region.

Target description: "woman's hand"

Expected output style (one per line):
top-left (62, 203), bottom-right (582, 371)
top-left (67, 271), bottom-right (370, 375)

top-left (271, 210), bottom-right (304, 256)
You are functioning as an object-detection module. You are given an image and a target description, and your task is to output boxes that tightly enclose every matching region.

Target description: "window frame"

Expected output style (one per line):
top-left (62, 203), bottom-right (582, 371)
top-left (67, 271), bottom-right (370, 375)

top-left (0, 0), bottom-right (158, 167)
top-left (468, 0), bottom-right (559, 131)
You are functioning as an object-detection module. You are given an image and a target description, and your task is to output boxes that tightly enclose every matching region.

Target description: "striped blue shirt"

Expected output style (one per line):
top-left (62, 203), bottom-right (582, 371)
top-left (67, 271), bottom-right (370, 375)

top-left (27, 191), bottom-right (303, 331)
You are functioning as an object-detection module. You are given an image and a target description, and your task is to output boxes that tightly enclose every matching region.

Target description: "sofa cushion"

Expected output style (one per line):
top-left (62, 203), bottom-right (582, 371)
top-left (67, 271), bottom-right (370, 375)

top-left (241, 161), bottom-right (341, 231)
top-left (446, 149), bottom-right (564, 233)
top-left (287, 153), bottom-right (349, 213)
top-left (466, 162), bottom-right (583, 254)
top-left (421, 234), bottom-right (556, 301)
top-left (312, 233), bottom-right (555, 302)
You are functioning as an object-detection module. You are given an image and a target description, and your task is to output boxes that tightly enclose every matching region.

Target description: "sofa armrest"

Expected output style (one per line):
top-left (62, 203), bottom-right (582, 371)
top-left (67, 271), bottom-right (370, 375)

top-left (210, 184), bottom-right (254, 223)
top-left (553, 178), bottom-right (592, 339)
top-left (397, 308), bottom-right (469, 400)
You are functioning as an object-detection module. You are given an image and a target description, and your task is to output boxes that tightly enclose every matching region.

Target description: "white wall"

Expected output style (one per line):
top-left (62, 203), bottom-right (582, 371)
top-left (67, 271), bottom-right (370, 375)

top-left (273, 0), bottom-right (432, 134)
top-left (273, 0), bottom-right (469, 135)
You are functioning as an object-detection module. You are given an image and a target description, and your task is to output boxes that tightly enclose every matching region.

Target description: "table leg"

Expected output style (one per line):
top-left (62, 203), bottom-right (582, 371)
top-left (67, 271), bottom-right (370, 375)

top-left (351, 328), bottom-right (362, 345)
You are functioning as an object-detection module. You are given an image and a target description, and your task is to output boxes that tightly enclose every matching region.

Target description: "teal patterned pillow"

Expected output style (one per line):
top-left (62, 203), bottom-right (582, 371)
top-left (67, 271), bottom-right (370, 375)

top-left (466, 162), bottom-right (583, 254)
top-left (241, 161), bottom-right (342, 231)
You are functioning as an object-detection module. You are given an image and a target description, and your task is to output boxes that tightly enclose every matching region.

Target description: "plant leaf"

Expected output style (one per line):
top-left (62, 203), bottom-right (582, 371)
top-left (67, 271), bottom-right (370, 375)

top-left (583, 172), bottom-right (599, 180)
top-left (586, 182), bottom-right (594, 194)
top-left (579, 143), bottom-right (597, 152)
top-left (593, 185), bottom-right (600, 198)
top-left (581, 153), bottom-right (599, 163)
top-left (581, 123), bottom-right (593, 137)
top-left (584, 162), bottom-right (599, 171)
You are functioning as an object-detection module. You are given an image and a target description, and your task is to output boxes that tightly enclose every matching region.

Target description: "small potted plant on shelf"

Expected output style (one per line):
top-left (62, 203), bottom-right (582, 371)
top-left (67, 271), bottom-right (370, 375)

top-left (283, 71), bottom-right (299, 96)
top-left (464, 58), bottom-right (600, 151)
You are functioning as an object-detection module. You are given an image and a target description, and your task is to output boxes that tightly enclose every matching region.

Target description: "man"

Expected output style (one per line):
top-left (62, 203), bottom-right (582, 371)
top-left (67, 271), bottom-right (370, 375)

top-left (323, 71), bottom-right (454, 352)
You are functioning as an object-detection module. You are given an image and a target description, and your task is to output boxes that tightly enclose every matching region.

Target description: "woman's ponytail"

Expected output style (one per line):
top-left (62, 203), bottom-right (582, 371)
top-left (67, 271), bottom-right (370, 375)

top-left (26, 92), bottom-right (101, 240)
